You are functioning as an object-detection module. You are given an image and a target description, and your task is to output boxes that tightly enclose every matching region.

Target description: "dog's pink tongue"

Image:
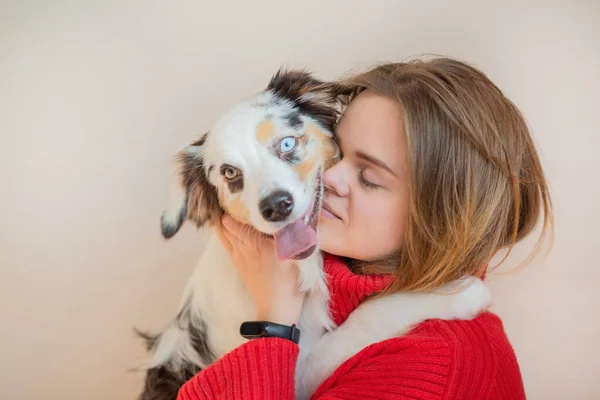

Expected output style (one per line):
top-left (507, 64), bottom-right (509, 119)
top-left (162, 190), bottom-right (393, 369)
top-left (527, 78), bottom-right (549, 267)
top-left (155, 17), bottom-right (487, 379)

top-left (273, 219), bottom-right (317, 261)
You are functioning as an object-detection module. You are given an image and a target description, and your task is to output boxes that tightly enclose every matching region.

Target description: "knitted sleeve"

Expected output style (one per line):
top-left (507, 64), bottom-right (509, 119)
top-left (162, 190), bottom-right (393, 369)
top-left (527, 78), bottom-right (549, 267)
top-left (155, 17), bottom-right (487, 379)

top-left (176, 336), bottom-right (454, 400)
top-left (177, 338), bottom-right (298, 400)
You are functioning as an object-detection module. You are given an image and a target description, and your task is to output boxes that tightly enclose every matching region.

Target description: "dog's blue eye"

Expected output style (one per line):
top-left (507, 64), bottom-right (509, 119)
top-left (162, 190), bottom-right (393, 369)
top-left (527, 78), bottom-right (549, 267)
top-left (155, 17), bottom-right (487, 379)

top-left (279, 136), bottom-right (297, 153)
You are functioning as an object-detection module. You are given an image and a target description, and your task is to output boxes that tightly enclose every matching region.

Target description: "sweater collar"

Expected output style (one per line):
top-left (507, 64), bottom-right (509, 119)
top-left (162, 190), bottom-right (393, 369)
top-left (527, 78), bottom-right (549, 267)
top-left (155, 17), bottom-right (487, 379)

top-left (323, 253), bottom-right (392, 326)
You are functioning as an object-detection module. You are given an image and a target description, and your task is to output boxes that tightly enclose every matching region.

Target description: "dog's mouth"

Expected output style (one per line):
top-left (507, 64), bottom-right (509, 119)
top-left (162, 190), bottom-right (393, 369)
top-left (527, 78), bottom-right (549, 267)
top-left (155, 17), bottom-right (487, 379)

top-left (272, 170), bottom-right (323, 261)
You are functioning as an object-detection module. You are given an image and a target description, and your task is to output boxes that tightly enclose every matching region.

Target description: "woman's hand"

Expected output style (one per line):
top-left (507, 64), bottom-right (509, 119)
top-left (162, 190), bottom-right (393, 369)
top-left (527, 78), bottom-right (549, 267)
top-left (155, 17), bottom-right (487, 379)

top-left (215, 214), bottom-right (305, 326)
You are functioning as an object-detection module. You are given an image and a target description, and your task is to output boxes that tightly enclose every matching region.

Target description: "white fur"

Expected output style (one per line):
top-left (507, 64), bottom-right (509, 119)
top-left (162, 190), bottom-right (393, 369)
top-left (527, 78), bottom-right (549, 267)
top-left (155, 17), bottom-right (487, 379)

top-left (295, 277), bottom-right (492, 399)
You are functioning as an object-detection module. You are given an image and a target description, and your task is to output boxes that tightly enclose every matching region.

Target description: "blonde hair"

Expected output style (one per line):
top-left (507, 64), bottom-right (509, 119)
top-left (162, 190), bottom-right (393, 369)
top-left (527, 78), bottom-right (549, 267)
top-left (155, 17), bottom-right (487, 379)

top-left (330, 57), bottom-right (553, 293)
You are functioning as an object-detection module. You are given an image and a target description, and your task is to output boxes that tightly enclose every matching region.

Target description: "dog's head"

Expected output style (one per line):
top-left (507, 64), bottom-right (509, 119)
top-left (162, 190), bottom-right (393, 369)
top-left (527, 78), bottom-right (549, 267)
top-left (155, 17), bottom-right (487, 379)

top-left (161, 68), bottom-right (339, 260)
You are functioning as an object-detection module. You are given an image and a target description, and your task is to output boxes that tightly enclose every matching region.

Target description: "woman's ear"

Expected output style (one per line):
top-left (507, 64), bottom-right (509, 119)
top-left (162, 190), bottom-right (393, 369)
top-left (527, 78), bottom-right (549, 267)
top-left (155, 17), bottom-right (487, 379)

top-left (160, 132), bottom-right (222, 239)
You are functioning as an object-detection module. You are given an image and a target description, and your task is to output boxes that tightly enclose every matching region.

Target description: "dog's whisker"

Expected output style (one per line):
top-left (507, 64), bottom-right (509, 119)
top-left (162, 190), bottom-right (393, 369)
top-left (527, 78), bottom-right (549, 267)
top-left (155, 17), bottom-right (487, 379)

top-left (252, 228), bottom-right (261, 253)
top-left (241, 224), bottom-right (253, 245)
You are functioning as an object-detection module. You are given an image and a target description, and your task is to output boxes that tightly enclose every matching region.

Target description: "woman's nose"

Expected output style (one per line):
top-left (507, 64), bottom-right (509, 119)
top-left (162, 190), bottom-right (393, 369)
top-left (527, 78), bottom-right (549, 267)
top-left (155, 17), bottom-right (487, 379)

top-left (323, 163), bottom-right (349, 197)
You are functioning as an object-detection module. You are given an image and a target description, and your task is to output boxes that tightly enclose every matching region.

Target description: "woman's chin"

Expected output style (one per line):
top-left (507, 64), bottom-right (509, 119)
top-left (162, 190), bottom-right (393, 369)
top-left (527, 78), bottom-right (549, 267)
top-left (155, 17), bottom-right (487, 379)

top-left (316, 222), bottom-right (341, 254)
top-left (317, 217), bottom-right (335, 236)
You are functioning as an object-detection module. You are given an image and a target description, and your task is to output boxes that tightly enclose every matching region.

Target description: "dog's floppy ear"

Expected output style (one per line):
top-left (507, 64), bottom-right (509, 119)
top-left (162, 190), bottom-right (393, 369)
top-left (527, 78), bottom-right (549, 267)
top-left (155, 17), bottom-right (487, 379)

top-left (160, 133), bottom-right (222, 239)
top-left (267, 67), bottom-right (339, 132)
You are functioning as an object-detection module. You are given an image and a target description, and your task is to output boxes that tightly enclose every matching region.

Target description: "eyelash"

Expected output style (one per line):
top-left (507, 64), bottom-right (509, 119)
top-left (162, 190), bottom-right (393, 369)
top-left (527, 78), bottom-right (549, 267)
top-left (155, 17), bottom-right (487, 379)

top-left (339, 150), bottom-right (379, 190)
top-left (358, 170), bottom-right (379, 189)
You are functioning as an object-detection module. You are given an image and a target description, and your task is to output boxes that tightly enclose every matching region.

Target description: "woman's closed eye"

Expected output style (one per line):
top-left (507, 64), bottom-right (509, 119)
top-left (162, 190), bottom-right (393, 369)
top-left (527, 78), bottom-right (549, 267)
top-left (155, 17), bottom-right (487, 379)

top-left (358, 169), bottom-right (381, 189)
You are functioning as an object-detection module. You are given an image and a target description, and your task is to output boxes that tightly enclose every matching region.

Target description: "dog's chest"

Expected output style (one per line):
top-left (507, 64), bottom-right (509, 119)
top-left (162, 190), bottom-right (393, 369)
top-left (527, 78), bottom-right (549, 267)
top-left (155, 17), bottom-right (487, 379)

top-left (185, 234), bottom-right (257, 358)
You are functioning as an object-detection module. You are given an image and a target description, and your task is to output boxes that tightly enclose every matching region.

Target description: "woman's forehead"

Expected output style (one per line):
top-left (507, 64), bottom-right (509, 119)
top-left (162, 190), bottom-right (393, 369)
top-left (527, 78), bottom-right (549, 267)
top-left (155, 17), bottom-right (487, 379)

top-left (336, 91), bottom-right (406, 173)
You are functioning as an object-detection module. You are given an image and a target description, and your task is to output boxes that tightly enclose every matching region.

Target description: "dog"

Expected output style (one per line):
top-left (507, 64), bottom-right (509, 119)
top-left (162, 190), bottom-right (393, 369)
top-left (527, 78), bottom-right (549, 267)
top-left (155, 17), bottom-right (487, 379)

top-left (137, 68), bottom-right (340, 400)
top-left (137, 69), bottom-right (493, 400)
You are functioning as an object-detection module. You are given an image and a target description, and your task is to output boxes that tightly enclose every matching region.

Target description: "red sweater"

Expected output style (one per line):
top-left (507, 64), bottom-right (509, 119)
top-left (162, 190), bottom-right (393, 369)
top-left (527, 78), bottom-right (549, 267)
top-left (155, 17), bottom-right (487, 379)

top-left (178, 254), bottom-right (526, 400)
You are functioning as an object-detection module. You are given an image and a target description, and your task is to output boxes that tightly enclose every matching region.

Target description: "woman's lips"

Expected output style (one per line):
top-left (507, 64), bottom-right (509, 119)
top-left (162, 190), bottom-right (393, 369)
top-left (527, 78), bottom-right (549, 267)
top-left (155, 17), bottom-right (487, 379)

top-left (321, 201), bottom-right (342, 221)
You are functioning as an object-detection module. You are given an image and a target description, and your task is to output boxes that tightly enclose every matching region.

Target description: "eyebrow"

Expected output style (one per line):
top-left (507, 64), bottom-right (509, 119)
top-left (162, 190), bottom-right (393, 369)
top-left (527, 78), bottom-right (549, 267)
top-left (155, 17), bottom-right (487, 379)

top-left (356, 151), bottom-right (396, 177)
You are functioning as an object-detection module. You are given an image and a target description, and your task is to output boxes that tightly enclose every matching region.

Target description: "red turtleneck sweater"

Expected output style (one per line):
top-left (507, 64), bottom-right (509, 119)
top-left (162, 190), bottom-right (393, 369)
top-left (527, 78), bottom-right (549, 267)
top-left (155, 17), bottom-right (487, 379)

top-left (177, 254), bottom-right (526, 399)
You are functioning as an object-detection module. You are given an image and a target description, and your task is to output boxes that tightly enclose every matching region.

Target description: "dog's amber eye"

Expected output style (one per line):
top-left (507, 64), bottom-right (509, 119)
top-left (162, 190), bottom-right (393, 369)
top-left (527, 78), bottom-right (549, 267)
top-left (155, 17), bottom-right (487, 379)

top-left (279, 136), bottom-right (297, 153)
top-left (223, 167), bottom-right (239, 180)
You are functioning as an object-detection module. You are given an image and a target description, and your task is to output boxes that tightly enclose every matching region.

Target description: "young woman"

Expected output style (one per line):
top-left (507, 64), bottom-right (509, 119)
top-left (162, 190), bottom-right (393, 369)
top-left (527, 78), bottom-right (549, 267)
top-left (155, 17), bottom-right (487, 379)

top-left (177, 57), bottom-right (552, 399)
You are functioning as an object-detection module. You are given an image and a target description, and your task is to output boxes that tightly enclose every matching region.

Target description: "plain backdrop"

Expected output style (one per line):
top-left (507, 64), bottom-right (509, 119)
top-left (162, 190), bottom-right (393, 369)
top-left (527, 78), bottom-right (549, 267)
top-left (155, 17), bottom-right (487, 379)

top-left (1, 1), bottom-right (599, 399)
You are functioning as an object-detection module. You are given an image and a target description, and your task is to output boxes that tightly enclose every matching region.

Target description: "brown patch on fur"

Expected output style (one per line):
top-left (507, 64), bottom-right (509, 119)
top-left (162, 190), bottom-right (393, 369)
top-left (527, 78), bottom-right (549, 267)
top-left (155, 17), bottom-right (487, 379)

top-left (256, 119), bottom-right (276, 144)
top-left (308, 124), bottom-right (339, 169)
top-left (294, 155), bottom-right (317, 181)
top-left (177, 134), bottom-right (223, 228)
top-left (226, 197), bottom-right (250, 223)
top-left (292, 124), bottom-right (338, 181)
top-left (218, 188), bottom-right (227, 208)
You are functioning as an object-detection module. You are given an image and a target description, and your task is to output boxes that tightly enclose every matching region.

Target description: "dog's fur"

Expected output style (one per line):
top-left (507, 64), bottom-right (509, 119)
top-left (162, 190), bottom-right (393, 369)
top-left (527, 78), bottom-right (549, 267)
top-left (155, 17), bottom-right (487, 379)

top-left (137, 69), bottom-right (492, 400)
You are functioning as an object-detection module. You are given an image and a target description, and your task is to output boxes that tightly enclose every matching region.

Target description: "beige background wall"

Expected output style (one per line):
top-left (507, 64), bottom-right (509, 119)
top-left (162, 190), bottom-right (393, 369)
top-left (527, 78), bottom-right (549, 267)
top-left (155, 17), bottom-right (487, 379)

top-left (1, 1), bottom-right (599, 399)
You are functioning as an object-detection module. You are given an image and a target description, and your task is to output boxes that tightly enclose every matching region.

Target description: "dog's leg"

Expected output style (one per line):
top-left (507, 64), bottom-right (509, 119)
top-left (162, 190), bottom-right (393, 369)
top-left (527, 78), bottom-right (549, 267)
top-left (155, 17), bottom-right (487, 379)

top-left (137, 363), bottom-right (200, 400)
top-left (137, 240), bottom-right (221, 400)
top-left (137, 291), bottom-right (217, 400)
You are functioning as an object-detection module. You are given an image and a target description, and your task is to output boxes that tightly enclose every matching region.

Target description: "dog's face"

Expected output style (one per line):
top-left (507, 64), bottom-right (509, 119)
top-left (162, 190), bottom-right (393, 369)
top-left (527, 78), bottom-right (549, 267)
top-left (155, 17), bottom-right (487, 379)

top-left (161, 69), bottom-right (339, 260)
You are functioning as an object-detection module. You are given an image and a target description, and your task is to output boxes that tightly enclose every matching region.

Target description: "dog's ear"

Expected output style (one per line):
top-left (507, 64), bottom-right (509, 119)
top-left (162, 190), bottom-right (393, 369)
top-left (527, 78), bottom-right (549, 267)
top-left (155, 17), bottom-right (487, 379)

top-left (160, 133), bottom-right (222, 239)
top-left (267, 67), bottom-right (340, 132)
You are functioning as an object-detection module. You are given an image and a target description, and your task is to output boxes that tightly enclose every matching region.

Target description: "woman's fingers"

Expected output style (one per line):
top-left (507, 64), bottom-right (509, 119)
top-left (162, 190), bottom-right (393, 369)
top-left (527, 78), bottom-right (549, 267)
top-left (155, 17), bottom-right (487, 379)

top-left (222, 214), bottom-right (243, 236)
top-left (222, 214), bottom-right (262, 248)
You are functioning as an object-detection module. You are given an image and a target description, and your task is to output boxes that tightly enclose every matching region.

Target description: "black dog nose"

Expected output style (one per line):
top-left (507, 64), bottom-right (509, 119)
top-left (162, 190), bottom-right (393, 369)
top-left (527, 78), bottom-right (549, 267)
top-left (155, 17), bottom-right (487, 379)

top-left (259, 190), bottom-right (294, 222)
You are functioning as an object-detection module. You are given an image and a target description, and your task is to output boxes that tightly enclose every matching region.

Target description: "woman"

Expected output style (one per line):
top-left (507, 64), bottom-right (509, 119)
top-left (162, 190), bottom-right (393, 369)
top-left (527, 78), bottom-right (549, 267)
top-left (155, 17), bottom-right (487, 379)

top-left (177, 57), bottom-right (553, 399)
